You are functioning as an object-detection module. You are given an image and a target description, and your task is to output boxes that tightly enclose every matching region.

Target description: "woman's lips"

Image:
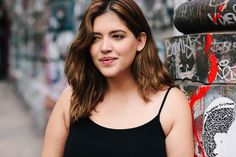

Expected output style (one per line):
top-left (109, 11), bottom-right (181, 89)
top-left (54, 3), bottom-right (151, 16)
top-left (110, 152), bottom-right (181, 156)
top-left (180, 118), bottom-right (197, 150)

top-left (99, 57), bottom-right (117, 65)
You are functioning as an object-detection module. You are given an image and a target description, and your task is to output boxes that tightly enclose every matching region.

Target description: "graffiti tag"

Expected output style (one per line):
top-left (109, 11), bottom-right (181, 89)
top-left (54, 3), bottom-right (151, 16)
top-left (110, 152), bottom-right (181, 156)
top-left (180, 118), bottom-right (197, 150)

top-left (217, 59), bottom-right (236, 81)
top-left (208, 2), bottom-right (236, 25)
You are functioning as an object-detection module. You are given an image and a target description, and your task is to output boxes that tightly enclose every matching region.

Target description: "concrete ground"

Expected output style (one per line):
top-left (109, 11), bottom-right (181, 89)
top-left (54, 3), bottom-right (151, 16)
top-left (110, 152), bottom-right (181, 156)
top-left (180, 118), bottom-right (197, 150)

top-left (0, 81), bottom-right (44, 157)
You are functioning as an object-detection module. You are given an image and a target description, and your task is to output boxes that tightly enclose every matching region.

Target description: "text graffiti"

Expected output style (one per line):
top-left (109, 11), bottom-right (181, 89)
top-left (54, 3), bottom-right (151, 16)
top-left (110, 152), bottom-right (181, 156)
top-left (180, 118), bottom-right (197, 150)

top-left (165, 36), bottom-right (196, 59)
top-left (217, 59), bottom-right (236, 81)
top-left (207, 1), bottom-right (236, 25)
top-left (165, 35), bottom-right (201, 79)
top-left (210, 41), bottom-right (236, 54)
top-left (209, 0), bottom-right (229, 8)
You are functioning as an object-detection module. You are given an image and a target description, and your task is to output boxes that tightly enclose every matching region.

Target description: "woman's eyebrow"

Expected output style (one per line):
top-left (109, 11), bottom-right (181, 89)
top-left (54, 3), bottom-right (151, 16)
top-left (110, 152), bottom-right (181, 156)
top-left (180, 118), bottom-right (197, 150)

top-left (92, 32), bottom-right (101, 35)
top-left (92, 30), bottom-right (127, 35)
top-left (110, 30), bottom-right (126, 34)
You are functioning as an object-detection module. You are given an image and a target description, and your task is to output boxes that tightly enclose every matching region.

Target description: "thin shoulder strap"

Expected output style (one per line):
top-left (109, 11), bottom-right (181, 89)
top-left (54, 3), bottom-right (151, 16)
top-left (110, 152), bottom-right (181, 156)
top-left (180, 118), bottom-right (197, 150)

top-left (158, 87), bottom-right (172, 116)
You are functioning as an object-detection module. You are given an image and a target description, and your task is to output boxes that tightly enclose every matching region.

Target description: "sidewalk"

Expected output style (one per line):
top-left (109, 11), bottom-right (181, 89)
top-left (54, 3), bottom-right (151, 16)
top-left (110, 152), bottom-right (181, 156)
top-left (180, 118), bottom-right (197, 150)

top-left (0, 81), bottom-right (44, 157)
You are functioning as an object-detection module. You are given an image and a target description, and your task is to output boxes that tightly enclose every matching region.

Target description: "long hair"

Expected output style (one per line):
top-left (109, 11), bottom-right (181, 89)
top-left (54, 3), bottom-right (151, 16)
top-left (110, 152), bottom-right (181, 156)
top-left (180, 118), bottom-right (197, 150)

top-left (65, 0), bottom-right (175, 122)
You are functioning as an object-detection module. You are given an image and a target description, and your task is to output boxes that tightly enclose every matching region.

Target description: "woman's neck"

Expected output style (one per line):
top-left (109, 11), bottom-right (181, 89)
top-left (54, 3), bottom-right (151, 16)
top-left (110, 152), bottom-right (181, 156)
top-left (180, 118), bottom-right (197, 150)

top-left (106, 74), bottom-right (138, 95)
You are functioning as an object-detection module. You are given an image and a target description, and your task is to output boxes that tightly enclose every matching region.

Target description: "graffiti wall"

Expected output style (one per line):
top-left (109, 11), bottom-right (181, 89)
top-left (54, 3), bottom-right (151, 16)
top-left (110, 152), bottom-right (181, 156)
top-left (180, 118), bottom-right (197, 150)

top-left (164, 33), bottom-right (236, 157)
top-left (165, 33), bottom-right (236, 83)
top-left (174, 0), bottom-right (236, 34)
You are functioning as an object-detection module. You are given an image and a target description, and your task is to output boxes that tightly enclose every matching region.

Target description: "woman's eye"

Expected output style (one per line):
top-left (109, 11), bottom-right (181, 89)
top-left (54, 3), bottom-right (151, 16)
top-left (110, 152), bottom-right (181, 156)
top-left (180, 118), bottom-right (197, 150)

top-left (113, 34), bottom-right (124, 40)
top-left (92, 36), bottom-right (100, 42)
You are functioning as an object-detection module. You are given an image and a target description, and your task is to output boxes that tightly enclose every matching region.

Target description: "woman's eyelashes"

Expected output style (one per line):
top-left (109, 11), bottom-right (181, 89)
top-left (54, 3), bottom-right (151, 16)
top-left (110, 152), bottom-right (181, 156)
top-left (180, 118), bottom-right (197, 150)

top-left (92, 35), bottom-right (100, 42)
top-left (112, 34), bottom-right (125, 40)
top-left (92, 34), bottom-right (125, 43)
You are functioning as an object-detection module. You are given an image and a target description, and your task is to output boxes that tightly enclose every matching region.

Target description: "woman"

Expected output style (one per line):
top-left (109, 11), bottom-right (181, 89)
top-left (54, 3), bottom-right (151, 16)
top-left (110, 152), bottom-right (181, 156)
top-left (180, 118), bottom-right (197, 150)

top-left (41, 0), bottom-right (194, 156)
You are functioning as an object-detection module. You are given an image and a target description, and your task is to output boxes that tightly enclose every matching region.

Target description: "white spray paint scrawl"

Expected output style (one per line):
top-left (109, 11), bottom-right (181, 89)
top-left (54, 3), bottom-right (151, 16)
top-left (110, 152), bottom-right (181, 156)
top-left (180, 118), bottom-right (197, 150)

top-left (203, 97), bottom-right (236, 157)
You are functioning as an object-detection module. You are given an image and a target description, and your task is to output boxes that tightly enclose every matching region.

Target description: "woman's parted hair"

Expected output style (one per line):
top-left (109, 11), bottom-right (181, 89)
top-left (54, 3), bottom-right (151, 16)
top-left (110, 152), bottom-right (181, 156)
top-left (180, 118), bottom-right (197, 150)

top-left (65, 0), bottom-right (175, 122)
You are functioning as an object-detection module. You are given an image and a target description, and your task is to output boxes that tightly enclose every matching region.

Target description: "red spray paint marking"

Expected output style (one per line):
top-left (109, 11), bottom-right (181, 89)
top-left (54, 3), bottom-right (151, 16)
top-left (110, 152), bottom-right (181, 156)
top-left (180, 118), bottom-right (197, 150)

top-left (190, 34), bottom-right (218, 157)
top-left (217, 13), bottom-right (222, 20)
top-left (218, 4), bottom-right (225, 12)
top-left (205, 34), bottom-right (218, 83)
top-left (212, 13), bottom-right (218, 24)
top-left (211, 13), bottom-right (222, 24)
top-left (211, 4), bottom-right (224, 24)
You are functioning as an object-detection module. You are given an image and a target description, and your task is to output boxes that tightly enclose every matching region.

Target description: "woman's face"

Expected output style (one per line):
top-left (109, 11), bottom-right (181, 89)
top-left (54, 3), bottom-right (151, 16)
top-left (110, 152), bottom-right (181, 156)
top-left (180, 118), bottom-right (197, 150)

top-left (89, 12), bottom-right (145, 78)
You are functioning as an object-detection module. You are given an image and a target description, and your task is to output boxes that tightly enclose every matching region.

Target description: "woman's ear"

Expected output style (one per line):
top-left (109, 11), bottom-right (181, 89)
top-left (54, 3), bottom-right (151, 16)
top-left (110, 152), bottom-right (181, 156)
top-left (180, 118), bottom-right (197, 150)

top-left (137, 32), bottom-right (147, 52)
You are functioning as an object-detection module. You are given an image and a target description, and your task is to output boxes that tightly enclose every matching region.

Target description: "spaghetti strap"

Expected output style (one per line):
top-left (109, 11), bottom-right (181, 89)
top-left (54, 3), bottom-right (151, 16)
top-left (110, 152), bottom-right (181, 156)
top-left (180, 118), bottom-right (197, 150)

top-left (158, 87), bottom-right (172, 116)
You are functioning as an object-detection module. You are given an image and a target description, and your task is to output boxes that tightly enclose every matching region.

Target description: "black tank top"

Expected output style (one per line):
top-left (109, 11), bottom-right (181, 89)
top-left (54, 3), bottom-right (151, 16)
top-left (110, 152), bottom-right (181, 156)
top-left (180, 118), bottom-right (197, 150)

top-left (64, 87), bottom-right (172, 157)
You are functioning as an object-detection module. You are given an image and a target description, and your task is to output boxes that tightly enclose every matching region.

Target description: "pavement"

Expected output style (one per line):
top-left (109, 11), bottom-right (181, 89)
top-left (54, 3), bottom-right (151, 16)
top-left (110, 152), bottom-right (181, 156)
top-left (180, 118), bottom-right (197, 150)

top-left (0, 81), bottom-right (44, 157)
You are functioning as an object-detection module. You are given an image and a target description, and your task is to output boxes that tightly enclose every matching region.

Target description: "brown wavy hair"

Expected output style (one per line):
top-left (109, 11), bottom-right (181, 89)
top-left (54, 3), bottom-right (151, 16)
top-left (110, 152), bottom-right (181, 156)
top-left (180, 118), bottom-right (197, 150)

top-left (65, 0), bottom-right (175, 122)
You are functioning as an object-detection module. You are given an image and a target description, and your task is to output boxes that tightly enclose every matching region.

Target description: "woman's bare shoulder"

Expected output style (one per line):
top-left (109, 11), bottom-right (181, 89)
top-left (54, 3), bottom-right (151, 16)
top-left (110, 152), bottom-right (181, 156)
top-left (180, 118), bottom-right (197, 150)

top-left (54, 85), bottom-right (73, 129)
top-left (41, 86), bottom-right (73, 157)
top-left (169, 87), bottom-right (189, 108)
top-left (158, 87), bottom-right (191, 134)
top-left (154, 86), bottom-right (188, 106)
top-left (164, 87), bottom-right (190, 116)
top-left (56, 86), bottom-right (72, 110)
top-left (163, 87), bottom-right (194, 156)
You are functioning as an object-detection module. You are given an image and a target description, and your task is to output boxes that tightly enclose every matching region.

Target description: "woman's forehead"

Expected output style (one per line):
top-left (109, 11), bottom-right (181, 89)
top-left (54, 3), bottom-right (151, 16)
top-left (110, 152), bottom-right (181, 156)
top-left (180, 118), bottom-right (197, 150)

top-left (92, 12), bottom-right (128, 32)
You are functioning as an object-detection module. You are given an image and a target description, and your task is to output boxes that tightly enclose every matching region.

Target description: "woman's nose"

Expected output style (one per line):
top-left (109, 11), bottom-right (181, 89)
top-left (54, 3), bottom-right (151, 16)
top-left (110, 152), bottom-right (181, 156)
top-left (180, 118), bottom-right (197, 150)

top-left (101, 38), bottom-right (112, 54)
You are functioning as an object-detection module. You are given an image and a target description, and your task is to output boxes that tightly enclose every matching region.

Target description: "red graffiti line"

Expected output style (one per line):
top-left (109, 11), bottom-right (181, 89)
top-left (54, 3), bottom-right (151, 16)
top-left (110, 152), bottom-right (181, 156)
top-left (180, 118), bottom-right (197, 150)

top-left (210, 4), bottom-right (225, 24)
top-left (205, 34), bottom-right (218, 83)
top-left (211, 13), bottom-right (222, 24)
top-left (218, 4), bottom-right (225, 12)
top-left (217, 13), bottom-right (222, 20)
top-left (212, 13), bottom-right (218, 24)
top-left (189, 34), bottom-right (218, 157)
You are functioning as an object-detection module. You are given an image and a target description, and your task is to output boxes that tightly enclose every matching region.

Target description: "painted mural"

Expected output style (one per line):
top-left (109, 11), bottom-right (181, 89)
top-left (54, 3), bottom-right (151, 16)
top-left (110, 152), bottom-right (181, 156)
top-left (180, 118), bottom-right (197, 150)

top-left (203, 96), bottom-right (236, 157)
top-left (207, 0), bottom-right (236, 26)
top-left (164, 33), bottom-right (236, 157)
top-left (165, 33), bottom-right (236, 83)
top-left (174, 0), bottom-right (236, 34)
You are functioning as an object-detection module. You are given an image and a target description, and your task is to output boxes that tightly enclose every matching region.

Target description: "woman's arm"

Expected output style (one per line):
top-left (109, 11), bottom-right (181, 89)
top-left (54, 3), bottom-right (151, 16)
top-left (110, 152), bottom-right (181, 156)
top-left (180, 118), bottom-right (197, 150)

top-left (41, 86), bottom-right (72, 157)
top-left (164, 88), bottom-right (194, 157)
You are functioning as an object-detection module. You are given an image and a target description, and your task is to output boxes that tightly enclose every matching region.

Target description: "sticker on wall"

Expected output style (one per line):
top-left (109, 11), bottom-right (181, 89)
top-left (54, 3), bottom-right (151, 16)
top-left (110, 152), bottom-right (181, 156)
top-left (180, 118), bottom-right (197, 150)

top-left (203, 97), bottom-right (236, 157)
